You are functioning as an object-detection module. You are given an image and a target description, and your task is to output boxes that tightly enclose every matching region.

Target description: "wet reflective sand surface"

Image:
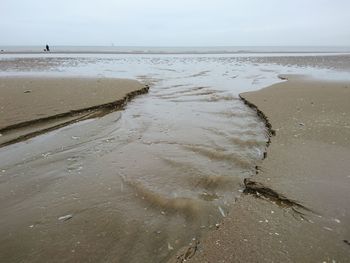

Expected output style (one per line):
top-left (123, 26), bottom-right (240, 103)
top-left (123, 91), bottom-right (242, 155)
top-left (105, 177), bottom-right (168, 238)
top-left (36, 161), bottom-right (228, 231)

top-left (0, 54), bottom-right (348, 262)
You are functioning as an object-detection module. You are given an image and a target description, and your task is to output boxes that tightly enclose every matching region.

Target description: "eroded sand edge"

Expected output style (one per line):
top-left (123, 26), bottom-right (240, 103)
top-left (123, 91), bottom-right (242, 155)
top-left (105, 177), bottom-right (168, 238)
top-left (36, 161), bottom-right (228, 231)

top-left (0, 77), bottom-right (149, 147)
top-left (171, 76), bottom-right (350, 262)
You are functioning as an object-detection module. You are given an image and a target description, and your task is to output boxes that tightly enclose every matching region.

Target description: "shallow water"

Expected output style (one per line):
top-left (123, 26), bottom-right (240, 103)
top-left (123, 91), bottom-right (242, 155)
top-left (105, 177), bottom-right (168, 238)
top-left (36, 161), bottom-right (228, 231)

top-left (0, 54), bottom-right (349, 262)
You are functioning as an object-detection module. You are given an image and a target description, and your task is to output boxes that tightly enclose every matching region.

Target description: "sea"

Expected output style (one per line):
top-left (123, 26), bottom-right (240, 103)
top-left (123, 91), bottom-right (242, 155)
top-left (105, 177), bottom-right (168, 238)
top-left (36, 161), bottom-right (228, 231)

top-left (1, 45), bottom-right (350, 54)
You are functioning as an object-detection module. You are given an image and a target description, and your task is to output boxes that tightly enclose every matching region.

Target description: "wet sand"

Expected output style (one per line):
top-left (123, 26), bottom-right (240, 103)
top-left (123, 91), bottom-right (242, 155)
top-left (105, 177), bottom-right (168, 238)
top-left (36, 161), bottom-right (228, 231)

top-left (240, 54), bottom-right (350, 72)
top-left (0, 73), bottom-right (266, 262)
top-left (177, 76), bottom-right (350, 262)
top-left (0, 77), bottom-right (149, 146)
top-left (1, 55), bottom-right (350, 262)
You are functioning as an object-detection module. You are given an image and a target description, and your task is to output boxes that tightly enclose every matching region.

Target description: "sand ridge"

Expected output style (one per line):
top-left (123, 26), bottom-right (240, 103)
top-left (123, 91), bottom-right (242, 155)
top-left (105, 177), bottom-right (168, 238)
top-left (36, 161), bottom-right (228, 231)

top-left (0, 77), bottom-right (149, 146)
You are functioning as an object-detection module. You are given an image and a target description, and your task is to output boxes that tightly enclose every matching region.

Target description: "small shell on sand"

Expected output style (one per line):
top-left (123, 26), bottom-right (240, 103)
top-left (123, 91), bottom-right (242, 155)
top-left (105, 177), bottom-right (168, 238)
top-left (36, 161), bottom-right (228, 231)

top-left (58, 214), bottom-right (73, 221)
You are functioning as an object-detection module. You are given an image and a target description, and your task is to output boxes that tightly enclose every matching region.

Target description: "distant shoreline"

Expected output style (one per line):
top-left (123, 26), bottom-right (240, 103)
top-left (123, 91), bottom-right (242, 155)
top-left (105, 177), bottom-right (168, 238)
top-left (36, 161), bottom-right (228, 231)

top-left (1, 45), bottom-right (350, 55)
top-left (2, 51), bottom-right (350, 55)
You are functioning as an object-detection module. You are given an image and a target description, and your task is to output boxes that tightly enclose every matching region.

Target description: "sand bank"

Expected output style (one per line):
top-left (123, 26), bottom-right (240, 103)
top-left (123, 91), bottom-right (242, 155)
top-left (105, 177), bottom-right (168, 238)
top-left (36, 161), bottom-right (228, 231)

top-left (171, 76), bottom-right (350, 262)
top-left (242, 54), bottom-right (350, 72)
top-left (0, 77), bottom-right (149, 146)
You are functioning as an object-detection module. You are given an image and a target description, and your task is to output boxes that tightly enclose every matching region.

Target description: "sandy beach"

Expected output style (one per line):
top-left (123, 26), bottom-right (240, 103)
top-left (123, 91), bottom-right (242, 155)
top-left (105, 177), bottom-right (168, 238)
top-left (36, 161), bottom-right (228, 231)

top-left (1, 54), bottom-right (350, 262)
top-left (0, 77), bottom-right (149, 146)
top-left (174, 76), bottom-right (350, 262)
top-left (0, 57), bottom-right (269, 263)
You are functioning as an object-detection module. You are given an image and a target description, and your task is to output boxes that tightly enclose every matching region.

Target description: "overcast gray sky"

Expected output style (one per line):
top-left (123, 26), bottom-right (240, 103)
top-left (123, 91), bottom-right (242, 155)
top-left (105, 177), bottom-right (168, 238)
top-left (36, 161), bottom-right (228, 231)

top-left (1, 0), bottom-right (350, 46)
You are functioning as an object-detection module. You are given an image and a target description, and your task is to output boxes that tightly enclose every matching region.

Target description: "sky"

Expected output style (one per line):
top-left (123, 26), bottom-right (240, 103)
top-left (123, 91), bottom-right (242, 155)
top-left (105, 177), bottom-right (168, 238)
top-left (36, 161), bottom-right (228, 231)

top-left (1, 0), bottom-right (350, 46)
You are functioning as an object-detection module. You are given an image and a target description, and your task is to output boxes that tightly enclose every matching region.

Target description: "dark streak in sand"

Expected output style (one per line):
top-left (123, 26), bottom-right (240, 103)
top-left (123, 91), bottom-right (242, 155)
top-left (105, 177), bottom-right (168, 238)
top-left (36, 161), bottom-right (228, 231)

top-left (0, 85), bottom-right (149, 147)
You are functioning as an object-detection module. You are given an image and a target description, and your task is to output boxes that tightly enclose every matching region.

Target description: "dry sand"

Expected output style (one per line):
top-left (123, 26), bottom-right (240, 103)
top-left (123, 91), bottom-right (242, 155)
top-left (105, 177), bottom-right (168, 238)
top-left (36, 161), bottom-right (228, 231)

top-left (0, 77), bottom-right (148, 146)
top-left (171, 76), bottom-right (350, 262)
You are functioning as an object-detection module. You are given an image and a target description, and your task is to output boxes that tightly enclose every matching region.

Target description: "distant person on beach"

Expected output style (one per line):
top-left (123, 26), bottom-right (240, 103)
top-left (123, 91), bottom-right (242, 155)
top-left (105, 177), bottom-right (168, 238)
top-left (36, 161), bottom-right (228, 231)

top-left (45, 44), bottom-right (50, 52)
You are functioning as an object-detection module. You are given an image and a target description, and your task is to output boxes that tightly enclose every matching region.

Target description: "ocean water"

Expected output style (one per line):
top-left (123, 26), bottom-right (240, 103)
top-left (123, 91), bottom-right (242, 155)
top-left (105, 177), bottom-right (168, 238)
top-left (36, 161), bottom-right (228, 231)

top-left (1, 45), bottom-right (350, 54)
top-left (0, 52), bottom-right (349, 262)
